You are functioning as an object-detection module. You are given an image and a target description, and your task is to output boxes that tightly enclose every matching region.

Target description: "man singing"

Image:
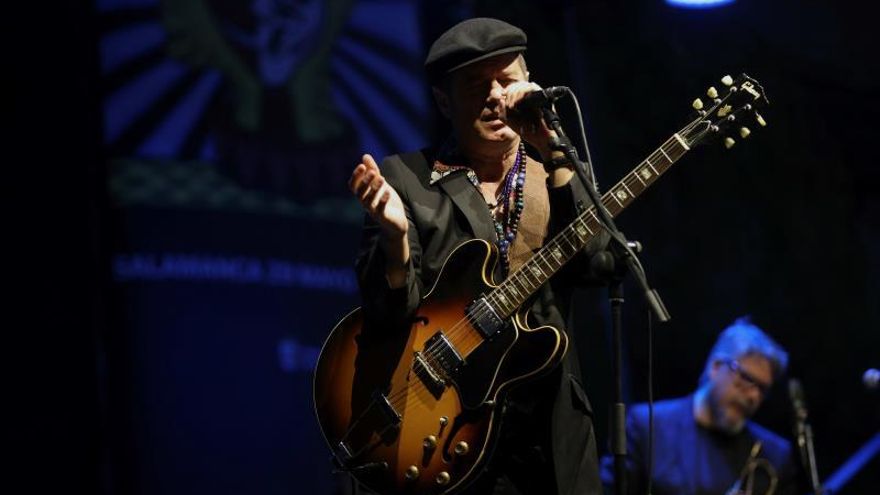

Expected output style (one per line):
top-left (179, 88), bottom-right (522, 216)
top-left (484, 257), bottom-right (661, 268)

top-left (349, 17), bottom-right (609, 494)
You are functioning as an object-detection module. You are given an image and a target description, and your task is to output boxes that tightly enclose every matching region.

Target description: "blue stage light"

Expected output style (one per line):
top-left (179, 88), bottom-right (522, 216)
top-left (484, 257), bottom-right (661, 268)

top-left (666, 0), bottom-right (735, 8)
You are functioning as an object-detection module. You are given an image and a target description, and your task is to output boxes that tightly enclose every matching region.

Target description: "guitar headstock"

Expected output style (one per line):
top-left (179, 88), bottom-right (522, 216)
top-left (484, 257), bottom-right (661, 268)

top-left (679, 74), bottom-right (770, 149)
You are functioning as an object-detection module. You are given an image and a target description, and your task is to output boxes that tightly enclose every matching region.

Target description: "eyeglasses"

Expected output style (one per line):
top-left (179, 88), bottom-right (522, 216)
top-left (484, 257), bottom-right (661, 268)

top-left (725, 360), bottom-right (772, 396)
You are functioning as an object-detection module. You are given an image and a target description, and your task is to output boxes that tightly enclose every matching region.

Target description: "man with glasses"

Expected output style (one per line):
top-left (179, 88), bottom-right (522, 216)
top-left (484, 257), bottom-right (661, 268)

top-left (601, 316), bottom-right (798, 495)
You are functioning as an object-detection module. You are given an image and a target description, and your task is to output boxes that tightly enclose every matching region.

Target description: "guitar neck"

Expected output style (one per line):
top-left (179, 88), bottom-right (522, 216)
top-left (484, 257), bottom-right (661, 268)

top-left (487, 133), bottom-right (690, 317)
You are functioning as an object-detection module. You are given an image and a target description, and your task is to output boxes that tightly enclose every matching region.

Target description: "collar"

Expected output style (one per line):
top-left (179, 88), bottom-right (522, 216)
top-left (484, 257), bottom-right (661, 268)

top-left (429, 135), bottom-right (474, 185)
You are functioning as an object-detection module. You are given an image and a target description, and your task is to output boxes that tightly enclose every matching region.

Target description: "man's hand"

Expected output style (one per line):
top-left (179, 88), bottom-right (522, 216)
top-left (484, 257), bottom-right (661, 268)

top-left (349, 154), bottom-right (407, 236)
top-left (497, 81), bottom-right (556, 158)
top-left (349, 154), bottom-right (410, 287)
top-left (498, 82), bottom-right (574, 186)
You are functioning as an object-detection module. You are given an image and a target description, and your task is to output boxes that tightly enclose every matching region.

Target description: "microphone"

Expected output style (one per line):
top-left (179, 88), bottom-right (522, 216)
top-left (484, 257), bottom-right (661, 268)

top-left (789, 378), bottom-right (808, 422)
top-left (863, 368), bottom-right (880, 390)
top-left (518, 86), bottom-right (569, 111)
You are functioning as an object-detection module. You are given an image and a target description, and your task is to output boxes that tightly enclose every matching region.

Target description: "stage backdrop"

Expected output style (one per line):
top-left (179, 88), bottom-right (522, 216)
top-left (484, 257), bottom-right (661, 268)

top-left (99, 0), bottom-right (432, 492)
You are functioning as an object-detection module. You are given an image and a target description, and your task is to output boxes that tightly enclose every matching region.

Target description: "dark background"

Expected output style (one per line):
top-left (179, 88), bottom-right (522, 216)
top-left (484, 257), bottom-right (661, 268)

top-left (10, 0), bottom-right (878, 493)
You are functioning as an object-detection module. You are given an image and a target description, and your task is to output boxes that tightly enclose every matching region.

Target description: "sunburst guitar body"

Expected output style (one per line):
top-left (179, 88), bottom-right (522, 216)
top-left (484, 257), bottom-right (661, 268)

top-left (313, 239), bottom-right (566, 494)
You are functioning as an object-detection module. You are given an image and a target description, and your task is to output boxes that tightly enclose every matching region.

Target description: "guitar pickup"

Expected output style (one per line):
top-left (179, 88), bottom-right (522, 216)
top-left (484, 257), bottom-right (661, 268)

top-left (467, 297), bottom-right (505, 339)
top-left (423, 331), bottom-right (464, 376)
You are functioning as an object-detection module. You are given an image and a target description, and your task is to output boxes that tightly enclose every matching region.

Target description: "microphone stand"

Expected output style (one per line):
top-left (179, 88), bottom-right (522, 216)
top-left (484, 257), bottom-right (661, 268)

top-left (795, 406), bottom-right (823, 494)
top-left (540, 106), bottom-right (670, 324)
top-left (540, 103), bottom-right (671, 495)
top-left (790, 379), bottom-right (824, 495)
top-left (803, 420), bottom-right (823, 494)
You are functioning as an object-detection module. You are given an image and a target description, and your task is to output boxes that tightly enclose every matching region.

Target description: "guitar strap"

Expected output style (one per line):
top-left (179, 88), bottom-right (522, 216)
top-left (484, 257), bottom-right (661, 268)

top-left (508, 156), bottom-right (550, 275)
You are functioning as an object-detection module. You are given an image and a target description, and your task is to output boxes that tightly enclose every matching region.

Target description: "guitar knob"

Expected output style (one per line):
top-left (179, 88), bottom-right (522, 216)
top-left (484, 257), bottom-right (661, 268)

top-left (724, 137), bottom-right (736, 149)
top-left (454, 441), bottom-right (470, 456)
top-left (692, 98), bottom-right (704, 110)
top-left (721, 75), bottom-right (734, 86)
top-left (423, 435), bottom-right (438, 450)
top-left (739, 127), bottom-right (751, 138)
top-left (706, 86), bottom-right (718, 98)
top-left (404, 465), bottom-right (420, 480)
top-left (756, 113), bottom-right (767, 127)
top-left (435, 471), bottom-right (451, 485)
top-left (439, 416), bottom-right (448, 426)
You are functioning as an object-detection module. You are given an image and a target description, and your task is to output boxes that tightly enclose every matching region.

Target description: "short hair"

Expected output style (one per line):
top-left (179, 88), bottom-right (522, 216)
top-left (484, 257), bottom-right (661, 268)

top-left (699, 316), bottom-right (789, 385)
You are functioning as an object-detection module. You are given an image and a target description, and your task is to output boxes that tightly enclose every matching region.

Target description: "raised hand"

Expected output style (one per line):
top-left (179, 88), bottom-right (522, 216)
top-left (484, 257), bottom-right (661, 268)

top-left (348, 154), bottom-right (409, 236)
top-left (349, 154), bottom-right (410, 286)
top-left (349, 154), bottom-right (408, 237)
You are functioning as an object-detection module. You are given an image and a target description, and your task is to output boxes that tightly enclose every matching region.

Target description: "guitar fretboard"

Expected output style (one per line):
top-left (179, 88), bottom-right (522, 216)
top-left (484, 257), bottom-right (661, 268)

top-left (486, 134), bottom-right (690, 317)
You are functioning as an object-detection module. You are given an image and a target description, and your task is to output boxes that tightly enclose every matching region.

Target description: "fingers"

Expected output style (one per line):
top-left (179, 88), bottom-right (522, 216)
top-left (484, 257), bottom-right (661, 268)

top-left (498, 82), bottom-right (544, 135)
top-left (355, 171), bottom-right (381, 203)
top-left (348, 163), bottom-right (366, 192)
top-left (364, 173), bottom-right (385, 205)
top-left (349, 154), bottom-right (390, 213)
top-left (348, 154), bottom-right (379, 194)
top-left (372, 188), bottom-right (391, 214)
top-left (362, 153), bottom-right (379, 172)
top-left (502, 81), bottom-right (542, 109)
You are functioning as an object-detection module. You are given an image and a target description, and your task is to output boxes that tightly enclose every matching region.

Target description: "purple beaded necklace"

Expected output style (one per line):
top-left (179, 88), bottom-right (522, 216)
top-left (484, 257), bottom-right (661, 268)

top-left (488, 142), bottom-right (527, 276)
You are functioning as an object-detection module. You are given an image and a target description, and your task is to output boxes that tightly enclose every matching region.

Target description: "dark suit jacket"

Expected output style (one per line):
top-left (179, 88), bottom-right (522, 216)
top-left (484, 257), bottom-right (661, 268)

top-left (355, 147), bottom-right (608, 495)
top-left (601, 395), bottom-right (797, 495)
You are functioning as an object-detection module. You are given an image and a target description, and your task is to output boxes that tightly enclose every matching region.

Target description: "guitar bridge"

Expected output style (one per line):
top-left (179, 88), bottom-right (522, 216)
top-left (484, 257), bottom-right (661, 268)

top-left (413, 351), bottom-right (446, 396)
top-left (412, 331), bottom-right (465, 397)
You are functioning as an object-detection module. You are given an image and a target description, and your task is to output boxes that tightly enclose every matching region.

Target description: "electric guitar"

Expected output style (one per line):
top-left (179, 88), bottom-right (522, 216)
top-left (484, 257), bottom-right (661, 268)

top-left (313, 74), bottom-right (770, 495)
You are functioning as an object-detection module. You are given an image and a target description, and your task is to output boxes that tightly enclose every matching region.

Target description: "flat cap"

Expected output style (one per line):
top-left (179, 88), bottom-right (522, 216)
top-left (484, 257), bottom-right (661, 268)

top-left (425, 18), bottom-right (527, 84)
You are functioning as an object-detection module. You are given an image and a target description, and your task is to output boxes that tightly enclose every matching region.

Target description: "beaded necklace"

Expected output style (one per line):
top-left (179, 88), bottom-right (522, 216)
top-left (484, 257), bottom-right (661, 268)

top-left (487, 141), bottom-right (527, 276)
top-left (431, 139), bottom-right (527, 276)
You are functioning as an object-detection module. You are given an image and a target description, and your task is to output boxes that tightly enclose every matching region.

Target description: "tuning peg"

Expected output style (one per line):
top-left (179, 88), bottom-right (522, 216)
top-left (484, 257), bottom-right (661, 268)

top-left (692, 98), bottom-right (704, 110)
top-left (739, 127), bottom-right (751, 138)
top-left (755, 113), bottom-right (767, 127)
top-left (707, 87), bottom-right (718, 98)
top-left (724, 137), bottom-right (736, 149)
top-left (721, 75), bottom-right (734, 86)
